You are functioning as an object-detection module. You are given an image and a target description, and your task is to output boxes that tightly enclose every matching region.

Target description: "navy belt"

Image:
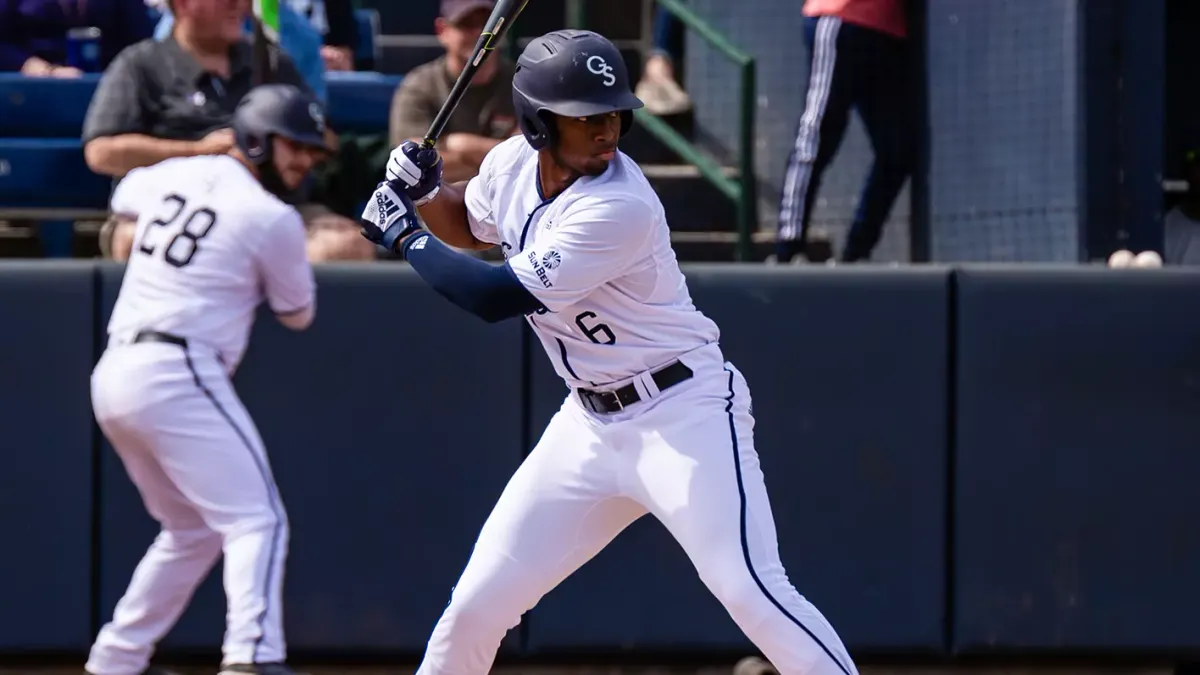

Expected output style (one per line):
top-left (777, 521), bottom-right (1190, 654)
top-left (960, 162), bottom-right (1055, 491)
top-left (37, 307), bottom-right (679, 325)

top-left (576, 360), bottom-right (693, 414)
top-left (133, 330), bottom-right (188, 348)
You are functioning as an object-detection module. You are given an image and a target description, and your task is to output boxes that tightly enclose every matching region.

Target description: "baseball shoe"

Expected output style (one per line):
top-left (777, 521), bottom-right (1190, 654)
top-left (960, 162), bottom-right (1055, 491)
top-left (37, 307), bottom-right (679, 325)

top-left (733, 656), bottom-right (778, 675)
top-left (219, 663), bottom-right (307, 675)
top-left (84, 662), bottom-right (182, 667)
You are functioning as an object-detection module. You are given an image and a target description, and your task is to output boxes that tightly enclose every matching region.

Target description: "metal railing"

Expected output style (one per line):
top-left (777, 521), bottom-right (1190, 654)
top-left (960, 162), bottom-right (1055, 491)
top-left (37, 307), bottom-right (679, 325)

top-left (567, 0), bottom-right (758, 261)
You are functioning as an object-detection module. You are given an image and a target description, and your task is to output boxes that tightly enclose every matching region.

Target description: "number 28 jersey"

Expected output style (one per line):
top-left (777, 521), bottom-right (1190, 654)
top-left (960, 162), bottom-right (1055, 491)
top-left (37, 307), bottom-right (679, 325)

top-left (465, 136), bottom-right (721, 389)
top-left (106, 155), bottom-right (315, 370)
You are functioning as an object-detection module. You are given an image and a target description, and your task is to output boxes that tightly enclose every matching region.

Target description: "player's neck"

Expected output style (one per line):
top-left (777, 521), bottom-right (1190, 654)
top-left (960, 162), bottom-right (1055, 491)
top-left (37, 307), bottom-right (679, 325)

top-left (229, 149), bottom-right (258, 178)
top-left (536, 153), bottom-right (580, 201)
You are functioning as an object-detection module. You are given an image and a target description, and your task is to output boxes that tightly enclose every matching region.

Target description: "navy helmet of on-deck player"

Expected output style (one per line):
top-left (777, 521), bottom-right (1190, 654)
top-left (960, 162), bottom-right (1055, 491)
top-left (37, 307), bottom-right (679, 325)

top-left (232, 84), bottom-right (328, 196)
top-left (512, 30), bottom-right (645, 151)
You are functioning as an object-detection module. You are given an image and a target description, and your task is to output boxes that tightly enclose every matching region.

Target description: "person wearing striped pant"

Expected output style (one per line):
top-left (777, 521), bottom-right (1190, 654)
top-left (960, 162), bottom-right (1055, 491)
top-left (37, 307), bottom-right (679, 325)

top-left (775, 0), bottom-right (914, 263)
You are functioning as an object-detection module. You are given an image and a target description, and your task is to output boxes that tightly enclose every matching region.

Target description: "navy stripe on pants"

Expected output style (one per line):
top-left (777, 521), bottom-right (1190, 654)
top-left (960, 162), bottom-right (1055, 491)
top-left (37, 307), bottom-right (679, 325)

top-left (777, 15), bottom-right (916, 262)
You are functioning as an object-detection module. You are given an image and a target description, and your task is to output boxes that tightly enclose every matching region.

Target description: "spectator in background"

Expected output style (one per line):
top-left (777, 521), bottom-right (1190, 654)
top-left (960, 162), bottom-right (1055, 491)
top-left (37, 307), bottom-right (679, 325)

top-left (389, 0), bottom-right (518, 183)
top-left (285, 0), bottom-right (357, 72)
top-left (84, 0), bottom-right (375, 262)
top-left (1161, 148), bottom-right (1200, 264)
top-left (0, 0), bottom-right (153, 76)
top-left (148, 0), bottom-right (329, 102)
top-left (633, 4), bottom-right (691, 116)
top-left (773, 0), bottom-right (915, 264)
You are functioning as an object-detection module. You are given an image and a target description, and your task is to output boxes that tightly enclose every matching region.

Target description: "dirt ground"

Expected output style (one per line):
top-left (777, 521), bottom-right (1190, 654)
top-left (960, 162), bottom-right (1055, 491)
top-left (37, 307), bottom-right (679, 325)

top-left (0, 665), bottom-right (1173, 675)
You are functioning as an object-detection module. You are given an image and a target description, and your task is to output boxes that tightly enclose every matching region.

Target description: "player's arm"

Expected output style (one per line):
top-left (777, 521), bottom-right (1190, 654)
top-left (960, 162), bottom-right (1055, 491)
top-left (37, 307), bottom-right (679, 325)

top-left (360, 183), bottom-right (540, 323)
top-left (398, 231), bottom-right (544, 323)
top-left (392, 195), bottom-right (650, 323)
top-left (255, 209), bottom-right (317, 331)
top-left (387, 136), bottom-right (506, 251)
top-left (415, 179), bottom-right (492, 251)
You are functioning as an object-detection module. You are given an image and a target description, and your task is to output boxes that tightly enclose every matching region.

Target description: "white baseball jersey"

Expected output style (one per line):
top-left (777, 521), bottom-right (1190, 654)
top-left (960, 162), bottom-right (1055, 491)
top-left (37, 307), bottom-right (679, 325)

top-left (464, 136), bottom-right (721, 388)
top-left (106, 154), bottom-right (315, 370)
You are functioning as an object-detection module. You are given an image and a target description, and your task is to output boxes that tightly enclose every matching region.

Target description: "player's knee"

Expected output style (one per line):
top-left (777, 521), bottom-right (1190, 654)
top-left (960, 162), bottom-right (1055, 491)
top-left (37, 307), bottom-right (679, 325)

top-left (158, 526), bottom-right (222, 558)
top-left (437, 595), bottom-right (516, 643)
top-left (219, 506), bottom-right (288, 541)
top-left (437, 579), bottom-right (527, 640)
top-left (702, 566), bottom-right (775, 625)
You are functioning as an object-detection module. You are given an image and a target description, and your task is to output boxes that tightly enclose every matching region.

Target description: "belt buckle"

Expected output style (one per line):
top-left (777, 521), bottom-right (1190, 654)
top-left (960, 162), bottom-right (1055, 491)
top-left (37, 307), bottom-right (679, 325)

top-left (578, 388), bottom-right (600, 414)
top-left (609, 390), bottom-right (625, 412)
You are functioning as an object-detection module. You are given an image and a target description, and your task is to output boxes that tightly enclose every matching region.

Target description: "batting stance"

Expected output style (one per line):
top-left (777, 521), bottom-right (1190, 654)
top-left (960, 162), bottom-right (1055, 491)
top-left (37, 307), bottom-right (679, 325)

top-left (359, 30), bottom-right (859, 675)
top-left (86, 85), bottom-right (321, 675)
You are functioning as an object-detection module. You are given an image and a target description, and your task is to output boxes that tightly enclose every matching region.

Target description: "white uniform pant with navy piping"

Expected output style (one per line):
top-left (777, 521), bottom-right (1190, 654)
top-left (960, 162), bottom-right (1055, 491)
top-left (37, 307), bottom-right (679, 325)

top-left (415, 346), bottom-right (858, 675)
top-left (85, 340), bottom-right (289, 675)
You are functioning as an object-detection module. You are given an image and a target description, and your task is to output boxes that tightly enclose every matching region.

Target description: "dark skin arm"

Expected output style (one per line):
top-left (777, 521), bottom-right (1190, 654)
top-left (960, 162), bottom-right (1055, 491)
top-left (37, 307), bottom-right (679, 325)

top-left (415, 180), bottom-right (493, 251)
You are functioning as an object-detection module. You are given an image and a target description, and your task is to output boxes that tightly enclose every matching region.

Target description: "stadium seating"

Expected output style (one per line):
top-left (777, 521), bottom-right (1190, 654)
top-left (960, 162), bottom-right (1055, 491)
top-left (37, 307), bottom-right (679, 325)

top-left (0, 2), bottom-right (750, 260)
top-left (0, 64), bottom-right (402, 257)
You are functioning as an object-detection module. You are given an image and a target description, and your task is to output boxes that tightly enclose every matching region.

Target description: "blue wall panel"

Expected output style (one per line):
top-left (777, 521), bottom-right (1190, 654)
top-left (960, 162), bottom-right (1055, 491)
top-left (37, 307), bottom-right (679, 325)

top-left (954, 267), bottom-right (1200, 652)
top-left (232, 267), bottom-right (525, 653)
top-left (0, 262), bottom-right (95, 651)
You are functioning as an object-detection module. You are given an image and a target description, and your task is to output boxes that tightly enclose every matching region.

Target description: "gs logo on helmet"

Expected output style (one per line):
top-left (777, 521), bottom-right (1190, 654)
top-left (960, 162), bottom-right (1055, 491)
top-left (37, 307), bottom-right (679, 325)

top-left (308, 102), bottom-right (326, 133)
top-left (587, 55), bottom-right (616, 87)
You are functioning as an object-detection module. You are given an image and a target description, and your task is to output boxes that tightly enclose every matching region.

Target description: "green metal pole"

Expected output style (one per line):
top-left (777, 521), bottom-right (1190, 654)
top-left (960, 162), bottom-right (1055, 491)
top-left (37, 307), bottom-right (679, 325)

top-left (566, 0), bottom-right (586, 29)
top-left (737, 58), bottom-right (757, 262)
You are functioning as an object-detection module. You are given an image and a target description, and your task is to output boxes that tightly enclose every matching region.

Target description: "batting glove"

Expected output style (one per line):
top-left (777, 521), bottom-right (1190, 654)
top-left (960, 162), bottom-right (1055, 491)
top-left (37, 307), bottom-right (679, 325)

top-left (359, 181), bottom-right (423, 251)
top-left (386, 140), bottom-right (443, 206)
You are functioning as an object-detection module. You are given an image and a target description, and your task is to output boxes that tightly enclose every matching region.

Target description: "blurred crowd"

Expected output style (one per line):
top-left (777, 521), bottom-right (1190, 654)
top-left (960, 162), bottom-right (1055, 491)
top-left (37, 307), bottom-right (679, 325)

top-left (0, 0), bottom-right (1192, 265)
top-left (0, 0), bottom-right (697, 263)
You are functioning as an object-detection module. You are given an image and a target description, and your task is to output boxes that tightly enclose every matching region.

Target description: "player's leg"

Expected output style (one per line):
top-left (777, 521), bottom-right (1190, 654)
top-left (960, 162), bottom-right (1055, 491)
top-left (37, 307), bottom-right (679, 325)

top-left (842, 26), bottom-right (916, 262)
top-left (776, 14), bottom-right (855, 263)
top-left (86, 351), bottom-right (224, 675)
top-left (416, 401), bottom-right (647, 675)
top-left (634, 365), bottom-right (857, 675)
top-left (148, 349), bottom-right (292, 669)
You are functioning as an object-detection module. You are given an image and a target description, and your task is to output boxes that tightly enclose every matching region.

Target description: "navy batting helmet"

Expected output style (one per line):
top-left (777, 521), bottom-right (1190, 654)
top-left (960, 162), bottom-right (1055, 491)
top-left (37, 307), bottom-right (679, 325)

top-left (512, 30), bottom-right (644, 151)
top-left (233, 84), bottom-right (328, 164)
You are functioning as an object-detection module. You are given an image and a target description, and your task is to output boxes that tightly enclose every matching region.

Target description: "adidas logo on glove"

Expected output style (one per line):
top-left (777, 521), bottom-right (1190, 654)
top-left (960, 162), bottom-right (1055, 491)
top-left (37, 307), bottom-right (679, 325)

top-left (373, 184), bottom-right (405, 223)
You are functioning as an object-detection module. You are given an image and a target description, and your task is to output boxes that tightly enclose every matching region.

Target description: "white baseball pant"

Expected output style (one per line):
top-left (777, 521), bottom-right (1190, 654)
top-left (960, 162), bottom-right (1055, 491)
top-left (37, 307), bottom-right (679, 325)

top-left (85, 337), bottom-right (289, 675)
top-left (415, 346), bottom-right (859, 675)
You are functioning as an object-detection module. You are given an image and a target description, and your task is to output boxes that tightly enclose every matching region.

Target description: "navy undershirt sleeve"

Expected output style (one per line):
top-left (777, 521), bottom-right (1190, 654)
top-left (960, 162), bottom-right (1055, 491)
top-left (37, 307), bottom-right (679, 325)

top-left (401, 232), bottom-right (546, 323)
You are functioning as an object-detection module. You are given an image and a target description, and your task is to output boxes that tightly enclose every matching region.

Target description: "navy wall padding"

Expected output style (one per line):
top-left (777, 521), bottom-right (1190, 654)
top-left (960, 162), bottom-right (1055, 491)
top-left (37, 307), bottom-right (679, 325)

top-left (231, 266), bottom-right (525, 653)
top-left (96, 264), bottom-right (525, 654)
top-left (0, 262), bottom-right (96, 651)
top-left (954, 266), bottom-right (1200, 653)
top-left (525, 266), bottom-right (949, 654)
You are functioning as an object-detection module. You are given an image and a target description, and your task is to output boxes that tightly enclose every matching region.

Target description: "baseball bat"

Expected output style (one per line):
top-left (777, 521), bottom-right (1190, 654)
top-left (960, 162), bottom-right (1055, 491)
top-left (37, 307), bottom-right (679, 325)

top-left (422, 0), bottom-right (531, 148)
top-left (250, 0), bottom-right (281, 86)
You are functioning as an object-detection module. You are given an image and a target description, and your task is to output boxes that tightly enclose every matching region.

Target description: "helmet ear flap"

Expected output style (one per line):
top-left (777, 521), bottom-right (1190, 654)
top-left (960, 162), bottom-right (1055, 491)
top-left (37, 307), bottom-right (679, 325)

top-left (237, 128), bottom-right (271, 164)
top-left (619, 110), bottom-right (633, 137)
top-left (518, 109), bottom-right (556, 151)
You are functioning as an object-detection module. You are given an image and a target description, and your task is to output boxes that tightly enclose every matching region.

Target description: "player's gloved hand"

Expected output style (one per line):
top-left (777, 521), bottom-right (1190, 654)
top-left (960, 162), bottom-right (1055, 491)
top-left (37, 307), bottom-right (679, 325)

top-left (359, 180), bottom-right (423, 252)
top-left (386, 140), bottom-right (443, 206)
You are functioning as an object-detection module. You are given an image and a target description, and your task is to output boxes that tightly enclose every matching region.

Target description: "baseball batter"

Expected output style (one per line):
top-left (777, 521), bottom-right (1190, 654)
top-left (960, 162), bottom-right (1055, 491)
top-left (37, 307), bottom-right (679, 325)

top-left (358, 30), bottom-right (859, 675)
top-left (86, 85), bottom-right (322, 675)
